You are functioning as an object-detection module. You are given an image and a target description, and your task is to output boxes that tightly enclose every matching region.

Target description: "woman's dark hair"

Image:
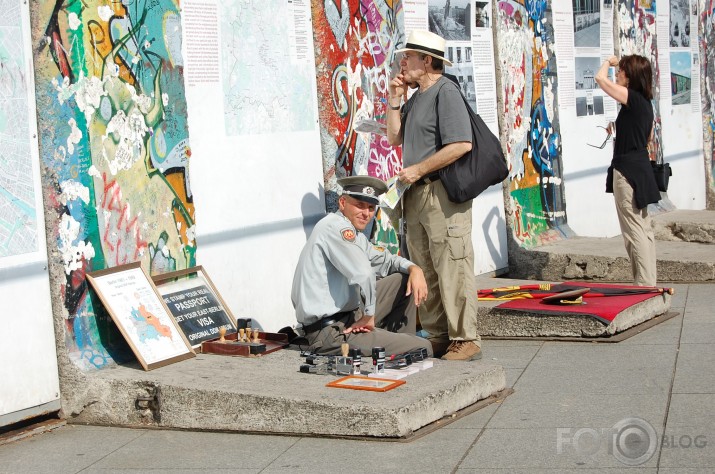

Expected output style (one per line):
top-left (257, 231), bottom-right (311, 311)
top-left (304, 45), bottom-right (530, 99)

top-left (619, 55), bottom-right (653, 100)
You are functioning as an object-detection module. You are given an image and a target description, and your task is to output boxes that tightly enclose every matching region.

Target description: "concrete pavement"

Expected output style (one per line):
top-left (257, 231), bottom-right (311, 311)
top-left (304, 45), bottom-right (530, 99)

top-left (2, 209), bottom-right (712, 471)
top-left (1, 282), bottom-right (712, 472)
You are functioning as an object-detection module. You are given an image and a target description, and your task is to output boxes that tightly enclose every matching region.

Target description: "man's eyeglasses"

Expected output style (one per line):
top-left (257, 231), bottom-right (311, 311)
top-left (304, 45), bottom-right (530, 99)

top-left (587, 126), bottom-right (612, 149)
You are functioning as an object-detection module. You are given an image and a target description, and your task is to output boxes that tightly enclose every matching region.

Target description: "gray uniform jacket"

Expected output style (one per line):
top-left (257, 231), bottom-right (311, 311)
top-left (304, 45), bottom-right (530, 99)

top-left (291, 211), bottom-right (414, 327)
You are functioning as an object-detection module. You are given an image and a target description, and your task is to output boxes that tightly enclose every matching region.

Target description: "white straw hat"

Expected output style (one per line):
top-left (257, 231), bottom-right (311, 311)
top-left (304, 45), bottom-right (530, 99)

top-left (396, 30), bottom-right (452, 67)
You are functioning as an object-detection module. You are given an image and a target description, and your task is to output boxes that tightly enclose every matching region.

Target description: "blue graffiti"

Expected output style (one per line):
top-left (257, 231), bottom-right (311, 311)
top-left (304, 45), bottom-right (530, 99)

top-left (530, 98), bottom-right (562, 221)
top-left (525, 0), bottom-right (547, 25)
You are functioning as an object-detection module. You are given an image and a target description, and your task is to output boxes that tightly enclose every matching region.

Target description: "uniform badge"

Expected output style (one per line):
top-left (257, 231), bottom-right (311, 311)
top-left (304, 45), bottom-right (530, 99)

top-left (362, 186), bottom-right (375, 196)
top-left (341, 228), bottom-right (356, 242)
top-left (373, 245), bottom-right (385, 252)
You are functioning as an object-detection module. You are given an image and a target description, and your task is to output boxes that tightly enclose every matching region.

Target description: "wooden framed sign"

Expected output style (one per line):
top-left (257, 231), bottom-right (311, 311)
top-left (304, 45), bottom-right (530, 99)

top-left (152, 266), bottom-right (237, 348)
top-left (86, 262), bottom-right (195, 370)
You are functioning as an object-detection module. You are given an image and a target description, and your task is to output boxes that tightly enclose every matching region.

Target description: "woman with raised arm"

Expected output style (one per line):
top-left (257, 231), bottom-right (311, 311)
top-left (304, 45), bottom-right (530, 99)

top-left (594, 55), bottom-right (661, 286)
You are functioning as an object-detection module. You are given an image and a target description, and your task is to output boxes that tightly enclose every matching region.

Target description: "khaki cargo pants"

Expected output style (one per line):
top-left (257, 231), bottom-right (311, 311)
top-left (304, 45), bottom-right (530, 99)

top-left (403, 179), bottom-right (480, 344)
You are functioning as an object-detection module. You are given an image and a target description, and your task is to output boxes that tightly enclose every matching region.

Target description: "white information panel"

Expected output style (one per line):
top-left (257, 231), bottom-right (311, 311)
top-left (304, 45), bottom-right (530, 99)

top-left (0, 1), bottom-right (60, 425)
top-left (182, 0), bottom-right (325, 330)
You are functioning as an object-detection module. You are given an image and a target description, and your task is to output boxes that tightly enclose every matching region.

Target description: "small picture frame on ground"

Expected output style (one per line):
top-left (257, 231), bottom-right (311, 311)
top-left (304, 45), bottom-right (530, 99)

top-left (326, 375), bottom-right (406, 392)
top-left (86, 262), bottom-right (195, 371)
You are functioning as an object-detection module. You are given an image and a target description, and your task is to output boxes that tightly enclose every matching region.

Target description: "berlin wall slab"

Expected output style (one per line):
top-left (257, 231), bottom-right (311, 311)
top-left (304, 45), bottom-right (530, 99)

top-left (651, 210), bottom-right (715, 244)
top-left (476, 285), bottom-right (672, 338)
top-left (508, 237), bottom-right (715, 282)
top-left (67, 349), bottom-right (506, 439)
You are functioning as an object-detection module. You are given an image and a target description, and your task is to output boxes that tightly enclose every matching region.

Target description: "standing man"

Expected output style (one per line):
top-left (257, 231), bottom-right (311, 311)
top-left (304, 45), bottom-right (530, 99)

top-left (386, 30), bottom-right (482, 361)
top-left (291, 176), bottom-right (433, 358)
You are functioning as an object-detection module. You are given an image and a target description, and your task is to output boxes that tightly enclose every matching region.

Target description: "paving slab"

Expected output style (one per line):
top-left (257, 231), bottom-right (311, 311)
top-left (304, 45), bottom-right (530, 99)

top-left (671, 343), bottom-right (715, 394)
top-left (457, 470), bottom-right (656, 473)
top-left (261, 427), bottom-right (481, 473)
top-left (659, 394), bottom-right (715, 468)
top-left (487, 390), bottom-right (668, 429)
top-left (512, 343), bottom-right (677, 395)
top-left (443, 399), bottom-right (500, 430)
top-left (618, 312), bottom-right (683, 346)
top-left (91, 429), bottom-right (298, 471)
top-left (0, 425), bottom-right (144, 474)
top-left (480, 343), bottom-right (541, 369)
top-left (69, 348), bottom-right (506, 439)
top-left (680, 321), bottom-right (715, 344)
top-left (459, 427), bottom-right (660, 469)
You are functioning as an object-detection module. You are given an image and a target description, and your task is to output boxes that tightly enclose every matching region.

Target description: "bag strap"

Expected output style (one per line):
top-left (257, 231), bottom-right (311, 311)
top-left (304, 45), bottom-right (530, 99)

top-left (649, 120), bottom-right (665, 165)
top-left (433, 81), bottom-right (449, 150)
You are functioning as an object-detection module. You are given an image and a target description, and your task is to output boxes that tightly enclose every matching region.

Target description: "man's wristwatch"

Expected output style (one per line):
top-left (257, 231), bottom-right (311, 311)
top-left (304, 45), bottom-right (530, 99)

top-left (388, 100), bottom-right (401, 110)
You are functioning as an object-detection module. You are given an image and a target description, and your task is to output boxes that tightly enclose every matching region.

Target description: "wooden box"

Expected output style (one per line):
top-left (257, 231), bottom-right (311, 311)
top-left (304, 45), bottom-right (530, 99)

top-left (200, 331), bottom-right (289, 357)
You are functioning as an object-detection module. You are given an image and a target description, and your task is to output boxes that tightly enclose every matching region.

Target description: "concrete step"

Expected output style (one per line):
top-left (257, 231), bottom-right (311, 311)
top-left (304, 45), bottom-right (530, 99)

top-left (651, 210), bottom-right (715, 244)
top-left (508, 236), bottom-right (715, 282)
top-left (71, 348), bottom-right (506, 438)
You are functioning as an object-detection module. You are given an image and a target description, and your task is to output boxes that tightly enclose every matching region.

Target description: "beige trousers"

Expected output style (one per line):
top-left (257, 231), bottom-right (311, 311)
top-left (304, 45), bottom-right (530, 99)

top-left (404, 179), bottom-right (480, 343)
top-left (613, 169), bottom-right (657, 286)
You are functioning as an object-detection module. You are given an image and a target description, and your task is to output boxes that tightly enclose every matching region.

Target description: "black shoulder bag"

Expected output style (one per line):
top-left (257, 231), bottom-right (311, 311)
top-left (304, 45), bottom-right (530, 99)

top-left (433, 82), bottom-right (509, 203)
top-left (651, 156), bottom-right (672, 192)
top-left (648, 120), bottom-right (671, 193)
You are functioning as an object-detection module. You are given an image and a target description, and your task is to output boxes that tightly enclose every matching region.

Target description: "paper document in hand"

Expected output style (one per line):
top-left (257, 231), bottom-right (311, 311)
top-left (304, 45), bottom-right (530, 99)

top-left (381, 175), bottom-right (410, 209)
top-left (354, 119), bottom-right (387, 136)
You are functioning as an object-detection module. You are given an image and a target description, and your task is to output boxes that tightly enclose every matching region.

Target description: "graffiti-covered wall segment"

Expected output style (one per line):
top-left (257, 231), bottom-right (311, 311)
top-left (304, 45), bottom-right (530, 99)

top-left (311, 0), bottom-right (405, 252)
top-left (30, 0), bottom-right (195, 370)
top-left (700, 0), bottom-right (715, 207)
top-left (497, 0), bottom-right (568, 248)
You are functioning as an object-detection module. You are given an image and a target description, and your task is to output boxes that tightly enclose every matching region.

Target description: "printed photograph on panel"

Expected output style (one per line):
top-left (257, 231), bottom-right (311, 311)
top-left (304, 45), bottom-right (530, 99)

top-left (573, 0), bottom-right (601, 47)
top-left (475, 1), bottom-right (491, 28)
top-left (670, 0), bottom-right (690, 47)
top-left (576, 93), bottom-right (604, 116)
top-left (445, 44), bottom-right (477, 111)
top-left (575, 56), bottom-right (605, 116)
top-left (603, 0), bottom-right (613, 8)
top-left (428, 0), bottom-right (471, 41)
top-left (670, 51), bottom-right (692, 105)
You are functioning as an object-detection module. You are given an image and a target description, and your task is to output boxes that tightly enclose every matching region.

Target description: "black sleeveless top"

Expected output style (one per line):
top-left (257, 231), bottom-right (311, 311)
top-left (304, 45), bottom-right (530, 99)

top-left (606, 89), bottom-right (660, 209)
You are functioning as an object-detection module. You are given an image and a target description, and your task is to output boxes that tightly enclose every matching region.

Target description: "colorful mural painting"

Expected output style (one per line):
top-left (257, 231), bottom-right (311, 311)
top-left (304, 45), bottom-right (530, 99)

top-left (30, 0), bottom-right (195, 370)
top-left (497, 0), bottom-right (568, 248)
top-left (310, 0), bottom-right (405, 253)
top-left (700, 0), bottom-right (715, 208)
top-left (616, 0), bottom-right (663, 163)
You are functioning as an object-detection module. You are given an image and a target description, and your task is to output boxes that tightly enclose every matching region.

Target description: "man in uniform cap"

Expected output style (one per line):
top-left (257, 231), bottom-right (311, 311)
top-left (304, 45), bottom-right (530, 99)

top-left (386, 30), bottom-right (483, 361)
top-left (291, 175), bottom-right (433, 357)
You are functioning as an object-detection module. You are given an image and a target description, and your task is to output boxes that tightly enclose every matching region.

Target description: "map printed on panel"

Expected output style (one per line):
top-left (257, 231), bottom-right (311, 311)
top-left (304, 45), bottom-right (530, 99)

top-left (221, 0), bottom-right (315, 136)
top-left (0, 3), bottom-right (38, 258)
top-left (130, 303), bottom-right (174, 343)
